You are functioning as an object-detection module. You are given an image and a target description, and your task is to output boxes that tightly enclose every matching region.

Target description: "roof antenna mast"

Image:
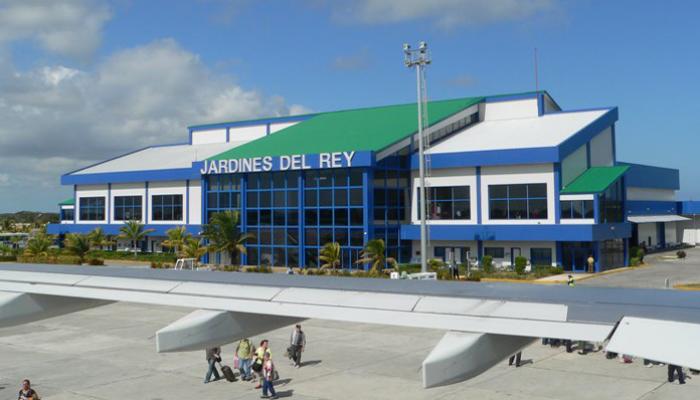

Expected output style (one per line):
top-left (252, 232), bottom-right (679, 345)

top-left (404, 41), bottom-right (431, 274)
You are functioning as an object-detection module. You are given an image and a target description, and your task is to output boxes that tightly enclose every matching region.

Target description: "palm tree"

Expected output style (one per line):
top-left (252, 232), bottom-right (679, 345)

top-left (118, 220), bottom-right (155, 257)
top-left (64, 233), bottom-right (91, 264)
top-left (201, 211), bottom-right (254, 265)
top-left (23, 232), bottom-right (53, 259)
top-left (319, 242), bottom-right (342, 271)
top-left (163, 226), bottom-right (190, 257)
top-left (88, 228), bottom-right (112, 251)
top-left (356, 239), bottom-right (397, 272)
top-left (182, 237), bottom-right (208, 266)
top-left (0, 243), bottom-right (11, 256)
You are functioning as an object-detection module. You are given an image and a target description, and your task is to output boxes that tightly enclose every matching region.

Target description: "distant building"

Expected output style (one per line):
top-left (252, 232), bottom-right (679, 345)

top-left (48, 91), bottom-right (695, 271)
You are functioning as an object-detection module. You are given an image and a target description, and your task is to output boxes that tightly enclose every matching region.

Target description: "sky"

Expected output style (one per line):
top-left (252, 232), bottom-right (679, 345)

top-left (0, 0), bottom-right (699, 212)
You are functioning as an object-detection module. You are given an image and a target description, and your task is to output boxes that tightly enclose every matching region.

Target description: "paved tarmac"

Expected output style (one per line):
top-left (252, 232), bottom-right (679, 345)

top-left (2, 250), bottom-right (700, 399)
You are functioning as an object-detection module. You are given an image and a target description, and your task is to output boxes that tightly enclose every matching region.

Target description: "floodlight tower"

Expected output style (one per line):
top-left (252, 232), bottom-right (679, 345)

top-left (404, 41), bottom-right (431, 274)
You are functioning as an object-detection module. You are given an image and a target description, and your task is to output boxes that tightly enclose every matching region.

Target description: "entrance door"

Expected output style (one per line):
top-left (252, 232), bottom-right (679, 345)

top-left (561, 242), bottom-right (593, 272)
top-left (510, 247), bottom-right (521, 268)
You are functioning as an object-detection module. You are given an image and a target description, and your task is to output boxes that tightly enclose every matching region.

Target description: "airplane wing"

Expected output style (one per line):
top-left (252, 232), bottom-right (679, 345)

top-left (1, 263), bottom-right (699, 388)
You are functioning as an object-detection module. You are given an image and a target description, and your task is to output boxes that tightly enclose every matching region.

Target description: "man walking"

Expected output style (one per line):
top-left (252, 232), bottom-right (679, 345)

top-left (204, 346), bottom-right (222, 384)
top-left (235, 338), bottom-right (254, 381)
top-left (289, 324), bottom-right (306, 368)
top-left (668, 364), bottom-right (686, 384)
top-left (587, 255), bottom-right (595, 273)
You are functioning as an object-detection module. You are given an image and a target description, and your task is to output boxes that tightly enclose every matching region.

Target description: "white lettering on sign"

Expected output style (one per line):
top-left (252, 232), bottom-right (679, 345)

top-left (200, 152), bottom-right (356, 175)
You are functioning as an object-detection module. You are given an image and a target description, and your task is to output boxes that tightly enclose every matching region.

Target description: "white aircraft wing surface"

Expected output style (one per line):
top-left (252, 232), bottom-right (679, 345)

top-left (0, 264), bottom-right (698, 387)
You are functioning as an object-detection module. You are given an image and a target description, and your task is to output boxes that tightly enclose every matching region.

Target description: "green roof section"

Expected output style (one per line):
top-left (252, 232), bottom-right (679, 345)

top-left (560, 166), bottom-right (630, 194)
top-left (209, 96), bottom-right (484, 160)
top-left (59, 198), bottom-right (75, 206)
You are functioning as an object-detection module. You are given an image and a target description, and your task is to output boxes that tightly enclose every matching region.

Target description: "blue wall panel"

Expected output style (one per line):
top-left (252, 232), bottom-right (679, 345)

top-left (400, 223), bottom-right (630, 242)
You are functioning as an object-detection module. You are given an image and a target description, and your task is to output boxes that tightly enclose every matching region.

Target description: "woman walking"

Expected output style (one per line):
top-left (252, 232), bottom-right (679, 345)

top-left (261, 352), bottom-right (278, 399)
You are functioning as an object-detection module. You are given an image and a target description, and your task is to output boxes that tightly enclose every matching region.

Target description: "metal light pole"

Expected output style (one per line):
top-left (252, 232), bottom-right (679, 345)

top-left (404, 41), bottom-right (431, 273)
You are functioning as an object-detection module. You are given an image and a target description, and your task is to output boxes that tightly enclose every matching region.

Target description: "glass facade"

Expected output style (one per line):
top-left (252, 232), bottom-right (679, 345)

top-left (373, 150), bottom-right (411, 264)
top-left (79, 197), bottom-right (105, 221)
top-left (599, 180), bottom-right (624, 223)
top-left (560, 199), bottom-right (594, 219)
top-left (417, 186), bottom-right (470, 220)
top-left (205, 169), bottom-right (367, 268)
top-left (484, 247), bottom-right (505, 258)
top-left (114, 196), bottom-right (142, 221)
top-left (151, 194), bottom-right (183, 221)
top-left (488, 183), bottom-right (547, 220)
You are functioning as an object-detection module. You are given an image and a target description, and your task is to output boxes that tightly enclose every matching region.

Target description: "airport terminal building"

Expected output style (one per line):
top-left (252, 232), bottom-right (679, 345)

top-left (48, 91), bottom-right (692, 272)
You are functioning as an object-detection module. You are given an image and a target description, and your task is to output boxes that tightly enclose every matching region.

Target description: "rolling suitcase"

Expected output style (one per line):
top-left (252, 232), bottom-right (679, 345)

top-left (220, 363), bottom-right (237, 382)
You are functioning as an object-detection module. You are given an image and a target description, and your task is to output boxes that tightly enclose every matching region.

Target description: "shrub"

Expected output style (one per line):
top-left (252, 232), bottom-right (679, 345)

top-left (87, 258), bottom-right (105, 266)
top-left (465, 271), bottom-right (482, 281)
top-left (677, 250), bottom-right (687, 259)
top-left (0, 255), bottom-right (17, 262)
top-left (532, 265), bottom-right (563, 278)
top-left (87, 250), bottom-right (177, 263)
top-left (481, 255), bottom-right (493, 273)
top-left (629, 257), bottom-right (641, 266)
top-left (636, 247), bottom-right (645, 263)
top-left (514, 256), bottom-right (527, 275)
top-left (243, 266), bottom-right (272, 273)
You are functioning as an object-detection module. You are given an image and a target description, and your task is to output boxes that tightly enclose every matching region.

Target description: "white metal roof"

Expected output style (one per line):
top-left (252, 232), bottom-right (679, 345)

top-left (73, 142), bottom-right (243, 175)
top-left (627, 215), bottom-right (689, 223)
top-left (427, 109), bottom-right (609, 154)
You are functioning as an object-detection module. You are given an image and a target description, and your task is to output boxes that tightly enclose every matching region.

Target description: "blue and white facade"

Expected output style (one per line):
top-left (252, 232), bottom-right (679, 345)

top-left (48, 91), bottom-right (689, 272)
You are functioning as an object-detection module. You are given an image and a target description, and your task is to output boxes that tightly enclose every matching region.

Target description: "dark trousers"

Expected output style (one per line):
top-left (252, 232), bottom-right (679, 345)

top-left (509, 352), bottom-right (522, 367)
top-left (565, 340), bottom-right (573, 353)
top-left (263, 379), bottom-right (277, 396)
top-left (668, 365), bottom-right (685, 384)
top-left (291, 344), bottom-right (302, 366)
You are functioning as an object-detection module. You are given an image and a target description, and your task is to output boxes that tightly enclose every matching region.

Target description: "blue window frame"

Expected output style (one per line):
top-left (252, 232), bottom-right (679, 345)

top-left (304, 168), bottom-right (365, 269)
top-left (417, 186), bottom-right (470, 220)
top-left (151, 194), bottom-right (183, 221)
top-left (373, 150), bottom-right (411, 264)
top-left (79, 197), bottom-right (105, 221)
top-left (114, 196), bottom-right (142, 221)
top-left (560, 200), bottom-right (594, 219)
top-left (206, 175), bottom-right (242, 224)
top-left (488, 183), bottom-right (547, 220)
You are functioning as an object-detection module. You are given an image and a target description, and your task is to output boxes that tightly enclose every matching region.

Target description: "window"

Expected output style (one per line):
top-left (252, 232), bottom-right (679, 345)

top-left (151, 194), bottom-right (183, 221)
top-left (530, 248), bottom-right (553, 266)
top-left (114, 196), bottom-right (142, 221)
top-left (79, 197), bottom-right (105, 221)
top-left (416, 186), bottom-right (470, 220)
top-left (560, 200), bottom-right (594, 219)
top-left (60, 208), bottom-right (74, 221)
top-left (600, 180), bottom-right (623, 223)
top-left (488, 184), bottom-right (547, 220)
top-left (484, 247), bottom-right (505, 258)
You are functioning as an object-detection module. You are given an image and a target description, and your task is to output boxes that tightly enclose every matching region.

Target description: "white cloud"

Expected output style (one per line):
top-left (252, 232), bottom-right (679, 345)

top-left (330, 0), bottom-right (555, 28)
top-left (0, 39), bottom-right (307, 212)
top-left (0, 0), bottom-right (111, 59)
top-left (331, 48), bottom-right (372, 71)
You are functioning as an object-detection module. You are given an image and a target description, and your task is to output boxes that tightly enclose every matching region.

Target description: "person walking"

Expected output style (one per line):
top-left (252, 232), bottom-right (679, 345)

top-left (261, 352), bottom-right (279, 399)
top-left (289, 324), bottom-right (306, 368)
top-left (17, 379), bottom-right (38, 400)
top-left (567, 275), bottom-right (575, 287)
top-left (235, 338), bottom-right (254, 381)
top-left (508, 351), bottom-right (522, 367)
top-left (587, 255), bottom-right (595, 273)
top-left (668, 364), bottom-right (686, 384)
top-left (253, 339), bottom-right (272, 389)
top-left (204, 346), bottom-right (222, 384)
